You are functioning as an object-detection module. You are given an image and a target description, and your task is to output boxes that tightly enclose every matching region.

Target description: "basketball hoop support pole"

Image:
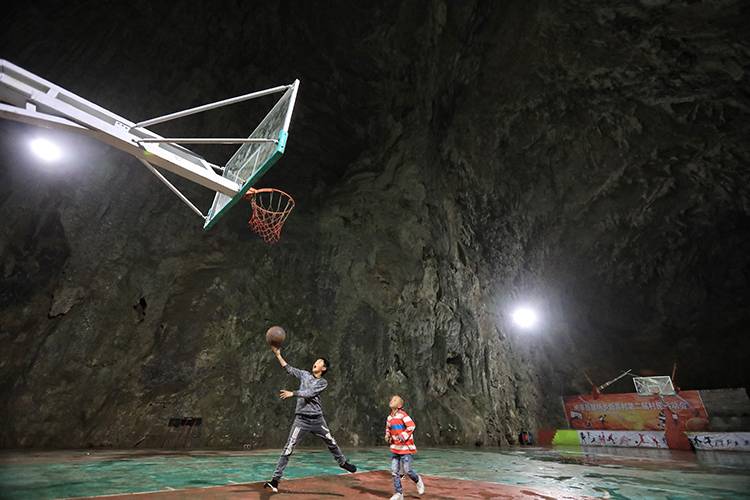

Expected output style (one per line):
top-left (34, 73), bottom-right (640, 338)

top-left (0, 59), bottom-right (300, 232)
top-left (135, 85), bottom-right (292, 128)
top-left (139, 159), bottom-right (206, 220)
top-left (136, 138), bottom-right (277, 145)
top-left (0, 59), bottom-right (240, 198)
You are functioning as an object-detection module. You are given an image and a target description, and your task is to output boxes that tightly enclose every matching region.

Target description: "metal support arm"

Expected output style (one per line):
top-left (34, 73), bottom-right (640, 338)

top-left (0, 59), bottom-right (241, 196)
top-left (135, 84), bottom-right (292, 128)
top-left (139, 159), bottom-right (206, 220)
top-left (136, 137), bottom-right (277, 144)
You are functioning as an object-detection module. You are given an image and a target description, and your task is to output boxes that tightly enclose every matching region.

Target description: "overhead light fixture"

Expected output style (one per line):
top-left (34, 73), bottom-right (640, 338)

top-left (29, 138), bottom-right (62, 162)
top-left (512, 306), bottom-right (538, 329)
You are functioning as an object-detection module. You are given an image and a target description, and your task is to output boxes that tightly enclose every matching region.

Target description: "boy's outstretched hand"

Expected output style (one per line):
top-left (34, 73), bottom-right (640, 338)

top-left (270, 346), bottom-right (288, 368)
top-left (279, 390), bottom-right (294, 400)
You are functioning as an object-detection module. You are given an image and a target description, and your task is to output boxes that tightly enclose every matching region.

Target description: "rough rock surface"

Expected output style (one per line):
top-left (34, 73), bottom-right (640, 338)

top-left (0, 1), bottom-right (748, 448)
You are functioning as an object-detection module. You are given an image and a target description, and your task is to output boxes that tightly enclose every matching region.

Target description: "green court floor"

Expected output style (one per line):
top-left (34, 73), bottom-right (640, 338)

top-left (0, 446), bottom-right (748, 499)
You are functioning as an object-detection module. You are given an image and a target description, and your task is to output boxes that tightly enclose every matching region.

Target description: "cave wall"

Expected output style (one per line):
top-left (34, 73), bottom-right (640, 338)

top-left (0, 0), bottom-right (748, 448)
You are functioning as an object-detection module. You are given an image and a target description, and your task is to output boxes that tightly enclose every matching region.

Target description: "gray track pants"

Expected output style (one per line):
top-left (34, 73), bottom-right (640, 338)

top-left (272, 414), bottom-right (347, 481)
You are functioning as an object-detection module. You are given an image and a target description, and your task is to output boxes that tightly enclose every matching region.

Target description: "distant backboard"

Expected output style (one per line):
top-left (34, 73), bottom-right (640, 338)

top-left (204, 82), bottom-right (299, 229)
top-left (633, 376), bottom-right (676, 396)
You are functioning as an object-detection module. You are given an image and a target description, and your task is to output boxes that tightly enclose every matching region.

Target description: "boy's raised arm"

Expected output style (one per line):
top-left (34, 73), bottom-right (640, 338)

top-left (271, 346), bottom-right (304, 379)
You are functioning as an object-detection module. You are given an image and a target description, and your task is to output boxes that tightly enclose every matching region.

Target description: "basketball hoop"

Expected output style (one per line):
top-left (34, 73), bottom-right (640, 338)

top-left (243, 188), bottom-right (295, 243)
top-left (633, 376), bottom-right (676, 397)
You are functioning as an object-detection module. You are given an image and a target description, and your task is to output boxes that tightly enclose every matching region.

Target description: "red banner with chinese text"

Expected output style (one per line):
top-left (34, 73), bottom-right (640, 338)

top-left (563, 391), bottom-right (708, 431)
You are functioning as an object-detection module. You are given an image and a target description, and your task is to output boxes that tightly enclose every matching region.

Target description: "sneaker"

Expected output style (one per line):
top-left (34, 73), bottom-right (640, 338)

top-left (341, 462), bottom-right (357, 473)
top-left (263, 479), bottom-right (279, 493)
top-left (389, 494), bottom-right (404, 500)
top-left (416, 475), bottom-right (425, 494)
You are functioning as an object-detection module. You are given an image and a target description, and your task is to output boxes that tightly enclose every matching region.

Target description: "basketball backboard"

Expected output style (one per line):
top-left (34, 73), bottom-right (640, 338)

top-left (633, 376), bottom-right (676, 396)
top-left (0, 58), bottom-right (300, 239)
top-left (204, 81), bottom-right (298, 229)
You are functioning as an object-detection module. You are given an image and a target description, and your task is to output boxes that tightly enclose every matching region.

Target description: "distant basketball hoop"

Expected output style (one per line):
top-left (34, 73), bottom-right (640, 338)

top-left (633, 376), bottom-right (676, 397)
top-left (244, 188), bottom-right (295, 244)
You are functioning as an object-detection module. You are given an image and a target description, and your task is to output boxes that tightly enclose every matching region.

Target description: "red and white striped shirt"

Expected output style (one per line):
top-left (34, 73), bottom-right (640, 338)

top-left (386, 408), bottom-right (417, 454)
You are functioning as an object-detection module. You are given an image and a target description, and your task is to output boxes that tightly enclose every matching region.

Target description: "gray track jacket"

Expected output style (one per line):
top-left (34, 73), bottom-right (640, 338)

top-left (286, 364), bottom-right (327, 416)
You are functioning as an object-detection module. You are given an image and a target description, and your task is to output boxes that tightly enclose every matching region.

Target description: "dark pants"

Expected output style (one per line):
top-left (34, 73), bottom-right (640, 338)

top-left (272, 414), bottom-right (347, 481)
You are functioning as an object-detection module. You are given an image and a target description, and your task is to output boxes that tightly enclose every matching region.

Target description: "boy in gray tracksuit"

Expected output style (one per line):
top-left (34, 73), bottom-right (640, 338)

top-left (264, 345), bottom-right (357, 492)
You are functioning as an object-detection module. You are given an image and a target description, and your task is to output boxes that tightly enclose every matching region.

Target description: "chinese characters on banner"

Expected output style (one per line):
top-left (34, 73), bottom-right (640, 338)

top-left (577, 430), bottom-right (668, 448)
top-left (686, 432), bottom-right (750, 451)
top-left (563, 391), bottom-right (708, 431)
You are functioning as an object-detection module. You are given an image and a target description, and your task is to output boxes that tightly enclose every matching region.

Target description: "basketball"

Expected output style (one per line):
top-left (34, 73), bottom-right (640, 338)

top-left (266, 325), bottom-right (286, 348)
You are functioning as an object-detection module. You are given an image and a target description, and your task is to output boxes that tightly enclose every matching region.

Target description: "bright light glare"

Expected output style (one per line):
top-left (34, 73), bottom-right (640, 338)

top-left (30, 138), bottom-right (62, 162)
top-left (512, 307), bottom-right (538, 329)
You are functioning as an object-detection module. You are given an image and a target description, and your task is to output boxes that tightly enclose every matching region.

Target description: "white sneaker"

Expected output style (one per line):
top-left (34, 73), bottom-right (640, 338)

top-left (389, 493), bottom-right (404, 500)
top-left (416, 475), bottom-right (425, 495)
top-left (263, 480), bottom-right (279, 493)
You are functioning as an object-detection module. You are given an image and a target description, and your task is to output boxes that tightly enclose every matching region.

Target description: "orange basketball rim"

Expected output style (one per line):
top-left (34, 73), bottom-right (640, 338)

top-left (243, 188), bottom-right (295, 244)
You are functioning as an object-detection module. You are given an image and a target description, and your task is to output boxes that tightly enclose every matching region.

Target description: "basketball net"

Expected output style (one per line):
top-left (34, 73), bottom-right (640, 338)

top-left (244, 188), bottom-right (295, 244)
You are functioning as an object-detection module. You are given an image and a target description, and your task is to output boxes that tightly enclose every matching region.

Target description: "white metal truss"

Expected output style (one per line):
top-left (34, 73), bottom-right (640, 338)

top-left (0, 59), bottom-right (298, 222)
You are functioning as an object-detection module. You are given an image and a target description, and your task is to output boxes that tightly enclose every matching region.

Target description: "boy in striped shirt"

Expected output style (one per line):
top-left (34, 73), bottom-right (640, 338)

top-left (385, 395), bottom-right (425, 500)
